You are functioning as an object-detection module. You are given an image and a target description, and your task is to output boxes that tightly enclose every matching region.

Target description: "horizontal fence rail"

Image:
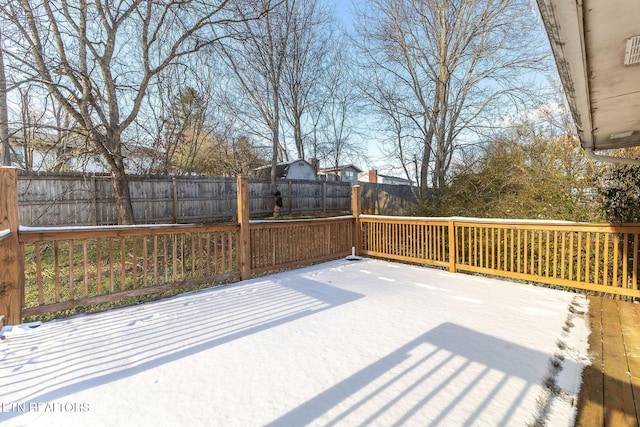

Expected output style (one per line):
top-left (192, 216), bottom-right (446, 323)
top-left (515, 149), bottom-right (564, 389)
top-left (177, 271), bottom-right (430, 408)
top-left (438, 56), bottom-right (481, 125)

top-left (19, 224), bottom-right (240, 318)
top-left (358, 216), bottom-right (640, 299)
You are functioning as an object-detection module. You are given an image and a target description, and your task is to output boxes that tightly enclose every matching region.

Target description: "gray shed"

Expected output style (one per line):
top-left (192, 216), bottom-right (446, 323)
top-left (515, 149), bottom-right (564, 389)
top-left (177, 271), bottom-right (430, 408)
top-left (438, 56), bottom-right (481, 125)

top-left (252, 159), bottom-right (317, 181)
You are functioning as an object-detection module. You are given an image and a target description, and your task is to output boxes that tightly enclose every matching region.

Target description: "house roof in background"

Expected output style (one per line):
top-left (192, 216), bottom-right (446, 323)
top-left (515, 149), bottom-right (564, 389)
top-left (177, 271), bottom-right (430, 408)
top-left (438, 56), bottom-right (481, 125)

top-left (377, 173), bottom-right (411, 183)
top-left (252, 159), bottom-right (315, 178)
top-left (318, 164), bottom-right (363, 174)
top-left (536, 0), bottom-right (640, 156)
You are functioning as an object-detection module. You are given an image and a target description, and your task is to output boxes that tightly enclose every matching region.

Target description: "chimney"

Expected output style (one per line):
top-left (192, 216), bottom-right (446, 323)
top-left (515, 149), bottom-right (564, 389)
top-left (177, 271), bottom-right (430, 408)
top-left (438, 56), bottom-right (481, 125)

top-left (369, 169), bottom-right (378, 183)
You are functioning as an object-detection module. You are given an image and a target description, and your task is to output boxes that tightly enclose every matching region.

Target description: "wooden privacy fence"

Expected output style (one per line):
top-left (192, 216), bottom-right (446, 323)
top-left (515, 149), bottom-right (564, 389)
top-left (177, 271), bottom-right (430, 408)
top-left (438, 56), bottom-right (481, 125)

top-left (358, 215), bottom-right (640, 299)
top-left (358, 182), bottom-right (418, 216)
top-left (17, 172), bottom-right (353, 226)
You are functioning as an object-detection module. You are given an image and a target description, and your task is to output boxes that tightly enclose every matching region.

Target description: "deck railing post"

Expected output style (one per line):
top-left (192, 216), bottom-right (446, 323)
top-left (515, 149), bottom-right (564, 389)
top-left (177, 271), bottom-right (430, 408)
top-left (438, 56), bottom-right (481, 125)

top-left (237, 176), bottom-right (251, 280)
top-left (0, 167), bottom-right (23, 325)
top-left (448, 219), bottom-right (457, 273)
top-left (352, 185), bottom-right (361, 254)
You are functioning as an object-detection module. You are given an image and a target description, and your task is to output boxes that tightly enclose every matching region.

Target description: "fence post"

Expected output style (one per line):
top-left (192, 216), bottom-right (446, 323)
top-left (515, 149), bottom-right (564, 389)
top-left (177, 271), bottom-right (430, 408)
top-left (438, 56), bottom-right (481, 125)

top-left (352, 185), bottom-right (361, 254)
top-left (0, 167), bottom-right (23, 325)
top-left (237, 176), bottom-right (251, 280)
top-left (287, 180), bottom-right (292, 215)
top-left (172, 177), bottom-right (178, 223)
top-left (448, 219), bottom-right (457, 273)
top-left (91, 175), bottom-right (98, 225)
top-left (322, 182), bottom-right (327, 213)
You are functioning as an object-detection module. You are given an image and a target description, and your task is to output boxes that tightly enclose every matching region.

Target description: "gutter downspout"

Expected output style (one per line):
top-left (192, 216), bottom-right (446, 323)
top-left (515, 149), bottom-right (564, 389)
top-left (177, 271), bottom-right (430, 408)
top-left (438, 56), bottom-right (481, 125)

top-left (584, 147), bottom-right (640, 166)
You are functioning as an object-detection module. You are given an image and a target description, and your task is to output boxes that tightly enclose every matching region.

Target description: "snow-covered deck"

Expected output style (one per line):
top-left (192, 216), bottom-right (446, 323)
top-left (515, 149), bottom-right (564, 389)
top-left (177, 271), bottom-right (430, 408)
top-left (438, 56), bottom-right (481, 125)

top-left (0, 258), bottom-right (590, 426)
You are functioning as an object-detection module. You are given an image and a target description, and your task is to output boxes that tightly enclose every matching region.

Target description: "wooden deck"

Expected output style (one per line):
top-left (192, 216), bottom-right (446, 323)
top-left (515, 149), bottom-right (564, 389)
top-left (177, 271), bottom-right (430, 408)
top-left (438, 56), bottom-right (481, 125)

top-left (576, 296), bottom-right (640, 426)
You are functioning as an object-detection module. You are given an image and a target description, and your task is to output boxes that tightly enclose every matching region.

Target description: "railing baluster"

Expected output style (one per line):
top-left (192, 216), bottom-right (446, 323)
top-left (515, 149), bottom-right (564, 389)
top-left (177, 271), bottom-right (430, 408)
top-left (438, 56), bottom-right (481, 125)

top-left (153, 235), bottom-right (159, 286)
top-left (83, 239), bottom-right (89, 297)
top-left (132, 236), bottom-right (138, 289)
top-left (120, 237), bottom-right (126, 292)
top-left (577, 231), bottom-right (583, 283)
top-left (634, 233), bottom-right (639, 291)
top-left (35, 241), bottom-right (43, 305)
top-left (621, 233), bottom-right (628, 289)
top-left (96, 238), bottom-right (102, 294)
top-left (69, 239), bottom-right (74, 300)
top-left (538, 230), bottom-right (543, 277)
top-left (54, 241), bottom-right (60, 303)
top-left (603, 233), bottom-right (610, 287)
top-left (142, 235), bottom-right (148, 288)
top-left (595, 233), bottom-right (601, 286)
top-left (586, 232), bottom-right (592, 284)
top-left (569, 231), bottom-right (575, 282)
top-left (561, 231), bottom-right (567, 280)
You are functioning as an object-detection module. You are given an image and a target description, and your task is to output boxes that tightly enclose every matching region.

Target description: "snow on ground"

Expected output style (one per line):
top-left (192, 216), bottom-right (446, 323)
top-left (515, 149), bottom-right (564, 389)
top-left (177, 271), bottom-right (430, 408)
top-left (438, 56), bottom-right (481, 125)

top-left (0, 258), bottom-right (590, 427)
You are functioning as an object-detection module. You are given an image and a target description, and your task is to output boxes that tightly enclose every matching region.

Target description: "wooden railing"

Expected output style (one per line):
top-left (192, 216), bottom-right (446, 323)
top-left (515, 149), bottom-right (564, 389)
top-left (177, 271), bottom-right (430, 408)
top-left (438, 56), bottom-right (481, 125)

top-left (0, 169), bottom-right (356, 325)
top-left (17, 216), bottom-right (355, 321)
top-left (250, 217), bottom-right (353, 274)
top-left (4, 170), bottom-right (640, 325)
top-left (19, 224), bottom-right (241, 318)
top-left (358, 216), bottom-right (640, 299)
top-left (359, 216), bottom-right (454, 270)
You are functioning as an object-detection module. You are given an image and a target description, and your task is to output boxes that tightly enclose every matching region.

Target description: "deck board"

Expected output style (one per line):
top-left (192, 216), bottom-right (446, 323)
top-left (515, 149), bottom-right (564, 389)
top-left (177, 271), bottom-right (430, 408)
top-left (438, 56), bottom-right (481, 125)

top-left (620, 302), bottom-right (640, 422)
top-left (601, 299), bottom-right (636, 426)
top-left (576, 297), bottom-right (604, 427)
top-left (576, 296), bottom-right (639, 427)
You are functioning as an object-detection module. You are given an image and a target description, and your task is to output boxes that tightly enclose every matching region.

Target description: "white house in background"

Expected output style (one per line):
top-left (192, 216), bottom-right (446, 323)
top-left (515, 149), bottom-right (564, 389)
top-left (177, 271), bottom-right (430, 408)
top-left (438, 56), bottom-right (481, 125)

top-left (252, 159), bottom-right (317, 181)
top-left (7, 128), bottom-right (84, 171)
top-left (361, 169), bottom-right (413, 186)
top-left (7, 128), bottom-right (153, 174)
top-left (318, 164), bottom-right (362, 184)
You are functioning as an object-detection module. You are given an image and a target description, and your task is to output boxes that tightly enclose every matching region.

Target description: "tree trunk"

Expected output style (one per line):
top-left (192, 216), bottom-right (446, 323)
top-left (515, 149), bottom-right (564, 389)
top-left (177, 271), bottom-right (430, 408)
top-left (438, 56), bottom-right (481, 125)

top-left (271, 88), bottom-right (281, 193)
top-left (270, 128), bottom-right (279, 193)
top-left (0, 35), bottom-right (10, 166)
top-left (294, 113), bottom-right (303, 159)
top-left (110, 156), bottom-right (135, 225)
top-left (420, 143), bottom-right (430, 198)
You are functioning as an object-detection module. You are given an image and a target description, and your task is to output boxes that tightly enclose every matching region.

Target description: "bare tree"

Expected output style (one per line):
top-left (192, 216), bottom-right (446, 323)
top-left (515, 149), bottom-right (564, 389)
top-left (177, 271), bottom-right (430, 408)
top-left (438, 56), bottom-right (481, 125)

top-left (0, 32), bottom-right (10, 166)
top-left (321, 47), bottom-right (363, 171)
top-left (151, 86), bottom-right (212, 175)
top-left (216, 0), bottom-right (295, 192)
top-left (1, 0), bottom-right (251, 224)
top-left (48, 93), bottom-right (83, 173)
top-left (354, 0), bottom-right (549, 197)
top-left (279, 0), bottom-right (332, 160)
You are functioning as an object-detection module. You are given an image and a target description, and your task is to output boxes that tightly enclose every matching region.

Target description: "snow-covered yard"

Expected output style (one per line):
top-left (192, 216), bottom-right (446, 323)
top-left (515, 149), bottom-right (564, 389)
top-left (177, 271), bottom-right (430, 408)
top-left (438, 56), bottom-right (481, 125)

top-left (0, 258), bottom-right (590, 427)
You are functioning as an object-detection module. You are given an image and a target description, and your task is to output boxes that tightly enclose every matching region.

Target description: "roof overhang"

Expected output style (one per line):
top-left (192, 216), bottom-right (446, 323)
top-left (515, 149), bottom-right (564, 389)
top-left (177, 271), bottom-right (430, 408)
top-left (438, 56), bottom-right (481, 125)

top-left (536, 0), bottom-right (640, 160)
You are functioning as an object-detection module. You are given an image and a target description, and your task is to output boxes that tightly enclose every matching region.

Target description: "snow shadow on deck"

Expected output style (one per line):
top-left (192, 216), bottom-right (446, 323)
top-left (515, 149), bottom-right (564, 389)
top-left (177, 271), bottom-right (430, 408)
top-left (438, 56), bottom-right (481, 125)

top-left (268, 322), bottom-right (582, 426)
top-left (0, 274), bottom-right (364, 423)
